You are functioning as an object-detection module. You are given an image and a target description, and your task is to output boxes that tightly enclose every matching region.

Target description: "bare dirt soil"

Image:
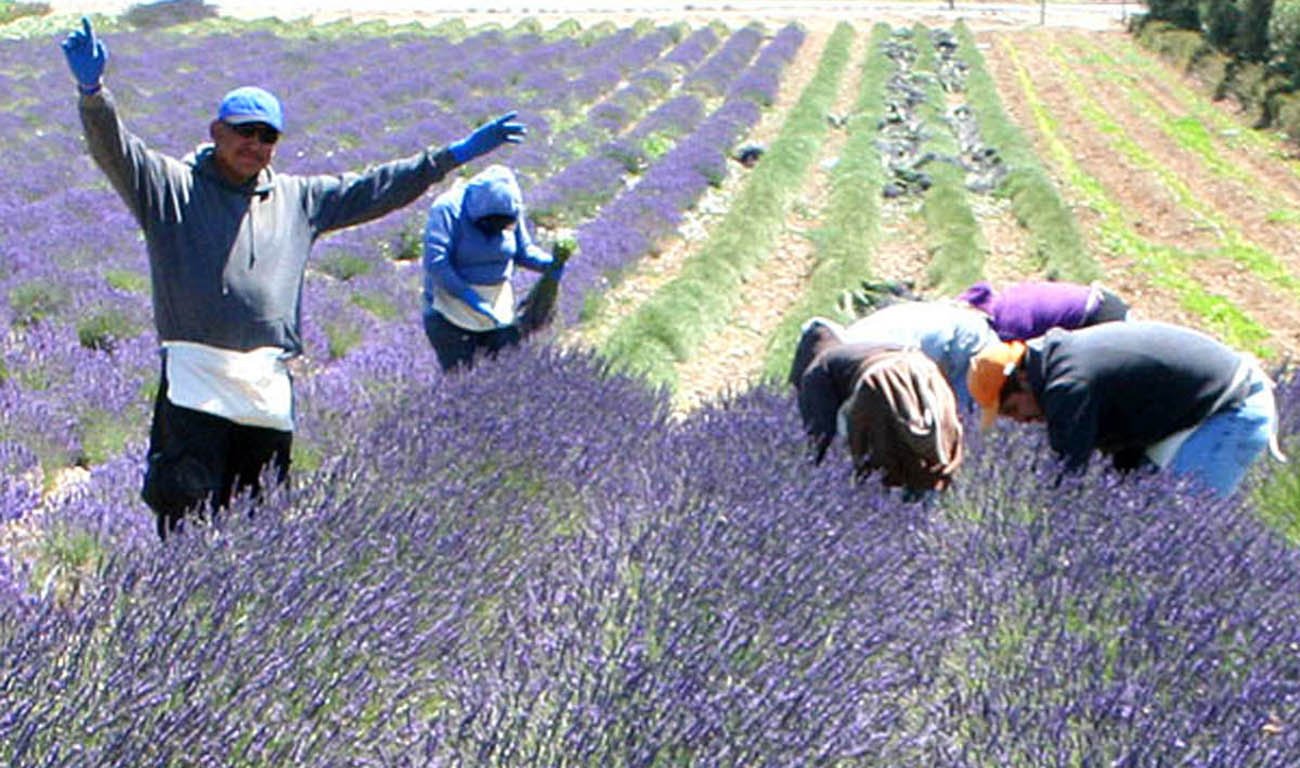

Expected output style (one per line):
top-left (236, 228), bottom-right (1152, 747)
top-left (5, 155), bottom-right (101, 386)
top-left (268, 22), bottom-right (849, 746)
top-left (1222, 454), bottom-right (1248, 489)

top-left (981, 28), bottom-right (1300, 357)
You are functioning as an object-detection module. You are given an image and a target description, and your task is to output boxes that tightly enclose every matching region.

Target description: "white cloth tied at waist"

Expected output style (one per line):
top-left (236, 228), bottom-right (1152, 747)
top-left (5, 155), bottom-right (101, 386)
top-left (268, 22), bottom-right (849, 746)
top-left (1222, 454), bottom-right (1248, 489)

top-left (162, 341), bottom-right (294, 431)
top-left (433, 281), bottom-right (514, 331)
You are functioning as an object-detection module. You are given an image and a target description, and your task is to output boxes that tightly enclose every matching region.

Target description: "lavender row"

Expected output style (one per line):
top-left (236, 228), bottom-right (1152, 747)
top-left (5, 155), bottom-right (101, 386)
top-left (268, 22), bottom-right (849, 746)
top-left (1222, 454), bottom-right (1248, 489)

top-left (2, 343), bottom-right (1298, 762)
top-left (524, 27), bottom-right (731, 225)
top-left (561, 23), bottom-right (806, 326)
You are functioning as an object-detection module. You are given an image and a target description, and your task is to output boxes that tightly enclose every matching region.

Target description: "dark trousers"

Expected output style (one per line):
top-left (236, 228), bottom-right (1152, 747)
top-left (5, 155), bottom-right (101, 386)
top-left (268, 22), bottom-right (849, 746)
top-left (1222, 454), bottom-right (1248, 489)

top-left (141, 373), bottom-right (292, 541)
top-left (423, 311), bottom-right (522, 373)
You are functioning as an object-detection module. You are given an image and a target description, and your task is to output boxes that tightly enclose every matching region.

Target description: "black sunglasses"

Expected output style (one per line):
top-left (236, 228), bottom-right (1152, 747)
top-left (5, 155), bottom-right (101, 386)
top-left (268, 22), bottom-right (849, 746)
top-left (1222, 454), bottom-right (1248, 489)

top-left (226, 122), bottom-right (280, 145)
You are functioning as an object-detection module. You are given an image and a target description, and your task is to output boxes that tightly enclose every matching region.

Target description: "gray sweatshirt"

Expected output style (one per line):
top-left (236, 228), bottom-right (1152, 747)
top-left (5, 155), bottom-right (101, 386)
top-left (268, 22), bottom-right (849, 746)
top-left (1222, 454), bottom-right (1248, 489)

top-left (80, 88), bottom-right (458, 354)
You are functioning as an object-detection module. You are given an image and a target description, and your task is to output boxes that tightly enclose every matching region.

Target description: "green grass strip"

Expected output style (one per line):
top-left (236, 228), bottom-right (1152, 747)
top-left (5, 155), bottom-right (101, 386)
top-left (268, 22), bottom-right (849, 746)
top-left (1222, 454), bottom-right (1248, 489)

top-left (1047, 41), bottom-right (1300, 300)
top-left (1069, 33), bottom-right (1300, 227)
top-left (1255, 436), bottom-right (1300, 545)
top-left (955, 22), bottom-right (1098, 283)
top-left (759, 23), bottom-right (894, 384)
top-left (914, 24), bottom-right (986, 294)
top-left (1000, 39), bottom-right (1273, 357)
top-left (1117, 31), bottom-right (1300, 186)
top-left (598, 22), bottom-right (855, 392)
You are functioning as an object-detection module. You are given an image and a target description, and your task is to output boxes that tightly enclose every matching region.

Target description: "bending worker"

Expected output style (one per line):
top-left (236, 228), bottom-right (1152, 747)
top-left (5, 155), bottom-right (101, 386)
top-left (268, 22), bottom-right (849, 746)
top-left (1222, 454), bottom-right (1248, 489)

top-left (956, 279), bottom-right (1129, 341)
top-left (967, 321), bottom-right (1285, 497)
top-left (422, 164), bottom-right (566, 372)
top-left (790, 318), bottom-right (964, 498)
top-left (833, 300), bottom-right (998, 412)
top-left (63, 17), bottom-right (527, 539)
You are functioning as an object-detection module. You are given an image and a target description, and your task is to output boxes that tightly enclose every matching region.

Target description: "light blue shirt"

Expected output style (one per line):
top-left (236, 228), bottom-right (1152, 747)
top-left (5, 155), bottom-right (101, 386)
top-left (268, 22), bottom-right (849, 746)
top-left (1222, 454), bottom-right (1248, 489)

top-left (841, 301), bottom-right (996, 411)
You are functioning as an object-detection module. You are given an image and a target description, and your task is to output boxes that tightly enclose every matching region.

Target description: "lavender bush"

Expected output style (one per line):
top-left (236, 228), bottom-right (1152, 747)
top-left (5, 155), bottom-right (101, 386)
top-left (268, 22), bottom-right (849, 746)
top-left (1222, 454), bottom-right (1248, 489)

top-left (4, 16), bottom-right (1300, 764)
top-left (2, 344), bottom-right (1299, 763)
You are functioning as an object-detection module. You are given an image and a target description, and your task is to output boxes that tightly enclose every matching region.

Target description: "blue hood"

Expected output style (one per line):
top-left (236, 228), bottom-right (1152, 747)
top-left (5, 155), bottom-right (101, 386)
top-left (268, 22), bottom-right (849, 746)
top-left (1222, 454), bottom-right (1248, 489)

top-left (463, 164), bottom-right (522, 221)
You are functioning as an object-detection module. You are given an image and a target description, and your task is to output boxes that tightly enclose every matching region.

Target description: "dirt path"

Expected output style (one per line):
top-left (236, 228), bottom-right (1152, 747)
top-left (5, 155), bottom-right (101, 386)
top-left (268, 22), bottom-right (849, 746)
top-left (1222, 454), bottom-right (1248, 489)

top-left (980, 28), bottom-right (1300, 357)
top-left (671, 24), bottom-right (869, 411)
top-left (566, 22), bottom-right (834, 354)
top-left (978, 29), bottom-right (1196, 329)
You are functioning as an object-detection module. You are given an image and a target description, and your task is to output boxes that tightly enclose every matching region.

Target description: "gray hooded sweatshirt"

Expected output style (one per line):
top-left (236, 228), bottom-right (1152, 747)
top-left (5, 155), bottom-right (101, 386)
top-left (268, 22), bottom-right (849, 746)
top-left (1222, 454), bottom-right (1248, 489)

top-left (79, 88), bottom-right (458, 355)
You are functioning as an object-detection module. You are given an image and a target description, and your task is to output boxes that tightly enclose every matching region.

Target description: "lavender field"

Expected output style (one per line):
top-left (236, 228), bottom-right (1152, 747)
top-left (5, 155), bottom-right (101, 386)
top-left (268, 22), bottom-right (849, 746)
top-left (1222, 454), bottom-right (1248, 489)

top-left (4, 10), bottom-right (1300, 765)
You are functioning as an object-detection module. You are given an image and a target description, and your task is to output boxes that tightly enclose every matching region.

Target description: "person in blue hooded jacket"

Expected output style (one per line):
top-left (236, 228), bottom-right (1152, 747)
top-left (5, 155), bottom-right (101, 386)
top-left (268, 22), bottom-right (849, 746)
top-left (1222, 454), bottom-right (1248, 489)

top-left (62, 17), bottom-right (527, 540)
top-left (422, 164), bottom-right (565, 371)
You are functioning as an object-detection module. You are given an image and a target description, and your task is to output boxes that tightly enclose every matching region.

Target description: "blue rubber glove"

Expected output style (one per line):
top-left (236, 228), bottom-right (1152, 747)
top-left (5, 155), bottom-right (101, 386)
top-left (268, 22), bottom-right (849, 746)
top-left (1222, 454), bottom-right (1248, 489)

top-left (448, 112), bottom-right (526, 165)
top-left (61, 17), bottom-right (107, 95)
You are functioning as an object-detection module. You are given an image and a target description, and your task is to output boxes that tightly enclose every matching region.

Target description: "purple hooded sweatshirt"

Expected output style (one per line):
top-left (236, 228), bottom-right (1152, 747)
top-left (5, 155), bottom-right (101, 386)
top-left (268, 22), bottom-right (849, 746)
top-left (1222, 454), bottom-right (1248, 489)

top-left (957, 281), bottom-right (1096, 341)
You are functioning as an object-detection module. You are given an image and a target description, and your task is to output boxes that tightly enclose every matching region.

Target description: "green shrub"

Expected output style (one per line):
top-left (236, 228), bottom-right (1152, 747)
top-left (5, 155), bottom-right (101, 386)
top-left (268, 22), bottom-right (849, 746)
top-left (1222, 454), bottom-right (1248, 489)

top-left (544, 19), bottom-right (581, 41)
top-left (1234, 0), bottom-right (1275, 61)
top-left (8, 280), bottom-right (68, 326)
top-left (1273, 88), bottom-right (1300, 138)
top-left (317, 253), bottom-right (374, 281)
top-left (1255, 440), bottom-right (1300, 543)
top-left (104, 268), bottom-right (149, 294)
top-left (30, 521), bottom-right (106, 608)
top-left (79, 409), bottom-right (138, 465)
top-left (323, 320), bottom-right (364, 360)
top-left (76, 308), bottom-right (143, 352)
top-left (509, 17), bottom-right (543, 35)
top-left (1198, 0), bottom-right (1240, 51)
top-left (1136, 19), bottom-right (1215, 67)
top-left (351, 292), bottom-right (400, 322)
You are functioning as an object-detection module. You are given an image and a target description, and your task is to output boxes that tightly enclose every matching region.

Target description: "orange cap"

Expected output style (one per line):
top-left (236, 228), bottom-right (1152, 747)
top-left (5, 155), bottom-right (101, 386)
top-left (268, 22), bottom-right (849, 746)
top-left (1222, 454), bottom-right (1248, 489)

top-left (966, 340), bottom-right (1027, 429)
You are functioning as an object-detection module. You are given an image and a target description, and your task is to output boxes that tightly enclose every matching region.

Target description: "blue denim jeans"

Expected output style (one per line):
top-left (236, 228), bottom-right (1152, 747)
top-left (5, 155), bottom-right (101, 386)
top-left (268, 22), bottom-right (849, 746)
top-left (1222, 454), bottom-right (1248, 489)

top-left (1168, 367), bottom-right (1278, 496)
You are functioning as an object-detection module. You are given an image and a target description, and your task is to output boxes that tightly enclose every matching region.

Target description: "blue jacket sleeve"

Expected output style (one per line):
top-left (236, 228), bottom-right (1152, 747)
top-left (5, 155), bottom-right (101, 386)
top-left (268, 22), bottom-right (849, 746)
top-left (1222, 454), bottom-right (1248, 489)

top-left (513, 214), bottom-right (555, 273)
top-left (423, 201), bottom-right (490, 316)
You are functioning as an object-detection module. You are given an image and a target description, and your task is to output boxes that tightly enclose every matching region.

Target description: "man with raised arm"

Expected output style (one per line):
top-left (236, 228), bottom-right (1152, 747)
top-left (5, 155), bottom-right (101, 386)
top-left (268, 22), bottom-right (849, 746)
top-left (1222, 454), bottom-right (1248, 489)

top-left (62, 17), bottom-right (527, 539)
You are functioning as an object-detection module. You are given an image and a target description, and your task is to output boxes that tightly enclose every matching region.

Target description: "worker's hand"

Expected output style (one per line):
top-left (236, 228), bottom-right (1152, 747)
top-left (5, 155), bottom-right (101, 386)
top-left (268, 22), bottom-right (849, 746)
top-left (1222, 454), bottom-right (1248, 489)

top-left (61, 17), bottom-right (107, 95)
top-left (449, 112), bottom-right (526, 165)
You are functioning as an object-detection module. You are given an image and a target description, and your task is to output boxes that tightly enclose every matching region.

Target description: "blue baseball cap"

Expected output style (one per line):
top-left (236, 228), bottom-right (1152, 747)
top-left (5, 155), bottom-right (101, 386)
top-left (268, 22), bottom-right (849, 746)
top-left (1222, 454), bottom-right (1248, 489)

top-left (217, 86), bottom-right (284, 133)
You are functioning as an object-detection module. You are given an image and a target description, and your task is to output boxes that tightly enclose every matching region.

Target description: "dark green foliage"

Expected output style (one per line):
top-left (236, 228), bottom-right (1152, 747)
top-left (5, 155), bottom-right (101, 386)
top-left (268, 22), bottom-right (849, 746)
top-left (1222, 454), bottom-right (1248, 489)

top-left (1236, 0), bottom-right (1275, 61)
top-left (121, 0), bottom-right (217, 29)
top-left (1146, 0), bottom-right (1202, 28)
top-left (1272, 0), bottom-right (1300, 84)
top-left (1199, 0), bottom-right (1243, 51)
top-left (1194, 0), bottom-right (1274, 60)
top-left (1136, 12), bottom-right (1300, 134)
